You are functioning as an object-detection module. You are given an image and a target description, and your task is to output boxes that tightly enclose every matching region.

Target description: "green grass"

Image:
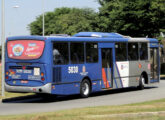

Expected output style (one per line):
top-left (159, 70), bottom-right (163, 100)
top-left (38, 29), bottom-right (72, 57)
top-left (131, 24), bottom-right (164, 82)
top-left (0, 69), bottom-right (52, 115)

top-left (1, 99), bottom-right (165, 120)
top-left (160, 74), bottom-right (165, 78)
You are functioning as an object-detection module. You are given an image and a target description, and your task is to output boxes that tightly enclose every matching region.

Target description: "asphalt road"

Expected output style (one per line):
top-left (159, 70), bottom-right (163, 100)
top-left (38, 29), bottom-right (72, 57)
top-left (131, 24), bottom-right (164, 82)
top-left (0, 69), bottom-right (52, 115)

top-left (0, 80), bottom-right (165, 115)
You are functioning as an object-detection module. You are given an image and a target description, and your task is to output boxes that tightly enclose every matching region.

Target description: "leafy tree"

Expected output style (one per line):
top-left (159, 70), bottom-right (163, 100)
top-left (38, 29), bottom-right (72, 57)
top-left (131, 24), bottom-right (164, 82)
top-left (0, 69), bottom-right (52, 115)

top-left (98, 0), bottom-right (165, 37)
top-left (29, 7), bottom-right (97, 35)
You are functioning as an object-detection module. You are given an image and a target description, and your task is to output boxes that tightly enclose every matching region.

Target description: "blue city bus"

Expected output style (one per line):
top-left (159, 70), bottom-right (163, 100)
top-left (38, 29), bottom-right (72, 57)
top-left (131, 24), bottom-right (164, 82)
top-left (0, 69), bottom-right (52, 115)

top-left (5, 32), bottom-right (160, 97)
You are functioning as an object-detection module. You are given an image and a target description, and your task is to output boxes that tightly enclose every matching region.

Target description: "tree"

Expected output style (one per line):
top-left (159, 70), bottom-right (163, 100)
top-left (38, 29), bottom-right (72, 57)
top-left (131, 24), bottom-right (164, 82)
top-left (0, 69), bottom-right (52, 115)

top-left (98, 0), bottom-right (165, 37)
top-left (29, 7), bottom-right (97, 35)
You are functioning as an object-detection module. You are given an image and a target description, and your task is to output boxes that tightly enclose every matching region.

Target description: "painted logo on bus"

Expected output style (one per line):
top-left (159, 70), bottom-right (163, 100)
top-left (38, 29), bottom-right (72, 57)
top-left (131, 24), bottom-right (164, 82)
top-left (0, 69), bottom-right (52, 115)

top-left (80, 66), bottom-right (88, 76)
top-left (12, 44), bottom-right (24, 56)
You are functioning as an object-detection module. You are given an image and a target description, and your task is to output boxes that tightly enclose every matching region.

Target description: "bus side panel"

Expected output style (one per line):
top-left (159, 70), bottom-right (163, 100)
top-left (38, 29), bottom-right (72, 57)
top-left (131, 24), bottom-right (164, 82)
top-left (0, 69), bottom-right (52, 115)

top-left (52, 64), bottom-right (101, 95)
top-left (86, 63), bottom-right (102, 92)
top-left (128, 61), bottom-right (140, 86)
top-left (128, 60), bottom-right (150, 86)
top-left (139, 60), bottom-right (150, 84)
top-left (114, 61), bottom-right (129, 88)
top-left (52, 84), bottom-right (80, 95)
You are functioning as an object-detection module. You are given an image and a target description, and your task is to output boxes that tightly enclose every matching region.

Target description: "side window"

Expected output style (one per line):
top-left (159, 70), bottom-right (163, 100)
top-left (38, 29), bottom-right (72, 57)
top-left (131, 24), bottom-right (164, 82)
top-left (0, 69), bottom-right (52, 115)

top-left (71, 43), bottom-right (84, 64)
top-left (86, 43), bottom-right (98, 63)
top-left (115, 43), bottom-right (127, 61)
top-left (139, 43), bottom-right (148, 60)
top-left (53, 43), bottom-right (69, 65)
top-left (128, 43), bottom-right (139, 60)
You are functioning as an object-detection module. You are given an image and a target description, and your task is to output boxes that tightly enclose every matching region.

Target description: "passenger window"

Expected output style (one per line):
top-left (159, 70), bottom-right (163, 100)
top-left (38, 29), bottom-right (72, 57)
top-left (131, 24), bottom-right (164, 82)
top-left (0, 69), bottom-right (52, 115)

top-left (115, 43), bottom-right (127, 61)
top-left (71, 43), bottom-right (84, 64)
top-left (53, 43), bottom-right (69, 65)
top-left (139, 43), bottom-right (148, 60)
top-left (86, 43), bottom-right (98, 63)
top-left (128, 43), bottom-right (139, 60)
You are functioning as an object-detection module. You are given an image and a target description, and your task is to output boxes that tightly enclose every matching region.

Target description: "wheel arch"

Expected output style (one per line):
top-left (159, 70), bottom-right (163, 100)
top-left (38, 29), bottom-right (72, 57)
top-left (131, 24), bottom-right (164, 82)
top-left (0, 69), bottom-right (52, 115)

top-left (141, 71), bottom-right (148, 84)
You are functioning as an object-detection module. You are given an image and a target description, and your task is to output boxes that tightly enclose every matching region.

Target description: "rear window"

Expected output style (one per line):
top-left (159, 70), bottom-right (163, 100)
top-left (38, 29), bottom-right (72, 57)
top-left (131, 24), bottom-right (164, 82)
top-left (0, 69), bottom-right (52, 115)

top-left (7, 40), bottom-right (45, 60)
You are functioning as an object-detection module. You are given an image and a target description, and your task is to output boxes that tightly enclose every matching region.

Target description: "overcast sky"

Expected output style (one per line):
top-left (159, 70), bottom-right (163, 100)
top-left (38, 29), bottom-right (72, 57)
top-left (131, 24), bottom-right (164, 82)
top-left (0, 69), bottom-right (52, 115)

top-left (0, 0), bottom-right (100, 44)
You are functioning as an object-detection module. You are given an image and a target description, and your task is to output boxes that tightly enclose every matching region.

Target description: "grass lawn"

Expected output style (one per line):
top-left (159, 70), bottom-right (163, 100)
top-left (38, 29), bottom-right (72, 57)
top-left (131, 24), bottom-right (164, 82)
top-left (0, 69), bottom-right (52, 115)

top-left (0, 99), bottom-right (165, 120)
top-left (160, 74), bottom-right (165, 78)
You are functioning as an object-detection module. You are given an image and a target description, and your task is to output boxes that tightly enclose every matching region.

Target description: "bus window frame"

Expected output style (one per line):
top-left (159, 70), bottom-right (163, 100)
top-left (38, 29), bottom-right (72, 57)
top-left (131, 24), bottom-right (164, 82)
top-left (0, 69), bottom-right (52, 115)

top-left (52, 42), bottom-right (70, 65)
top-left (85, 42), bottom-right (99, 63)
top-left (70, 42), bottom-right (85, 64)
top-left (115, 42), bottom-right (128, 61)
top-left (139, 42), bottom-right (149, 61)
top-left (128, 42), bottom-right (139, 61)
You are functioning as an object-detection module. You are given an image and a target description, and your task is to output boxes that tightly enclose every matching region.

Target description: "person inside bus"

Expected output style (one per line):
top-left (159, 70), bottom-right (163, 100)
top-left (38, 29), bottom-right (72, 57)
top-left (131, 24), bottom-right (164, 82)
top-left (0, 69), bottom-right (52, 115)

top-left (53, 48), bottom-right (64, 64)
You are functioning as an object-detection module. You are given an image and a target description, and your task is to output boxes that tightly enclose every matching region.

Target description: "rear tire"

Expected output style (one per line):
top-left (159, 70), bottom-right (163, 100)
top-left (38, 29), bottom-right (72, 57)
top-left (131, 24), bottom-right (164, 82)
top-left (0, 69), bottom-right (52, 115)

top-left (80, 79), bottom-right (91, 98)
top-left (138, 75), bottom-right (145, 90)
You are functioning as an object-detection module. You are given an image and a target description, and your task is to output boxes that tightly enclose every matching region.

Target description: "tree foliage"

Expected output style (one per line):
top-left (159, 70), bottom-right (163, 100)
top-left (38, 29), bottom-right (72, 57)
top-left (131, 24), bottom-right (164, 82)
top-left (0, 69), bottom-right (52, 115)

top-left (29, 1), bottom-right (165, 37)
top-left (29, 7), bottom-right (97, 35)
top-left (98, 0), bottom-right (165, 37)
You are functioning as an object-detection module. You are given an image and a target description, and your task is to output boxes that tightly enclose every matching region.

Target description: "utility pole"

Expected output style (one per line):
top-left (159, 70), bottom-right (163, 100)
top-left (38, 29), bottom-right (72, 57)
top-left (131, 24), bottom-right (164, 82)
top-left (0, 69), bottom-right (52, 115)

top-left (42, 0), bottom-right (45, 36)
top-left (1, 0), bottom-right (5, 97)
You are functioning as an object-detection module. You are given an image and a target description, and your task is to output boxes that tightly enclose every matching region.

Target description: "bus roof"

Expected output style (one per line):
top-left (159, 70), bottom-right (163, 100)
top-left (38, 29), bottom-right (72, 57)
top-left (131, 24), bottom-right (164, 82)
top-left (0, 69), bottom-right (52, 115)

top-left (7, 32), bottom-right (158, 43)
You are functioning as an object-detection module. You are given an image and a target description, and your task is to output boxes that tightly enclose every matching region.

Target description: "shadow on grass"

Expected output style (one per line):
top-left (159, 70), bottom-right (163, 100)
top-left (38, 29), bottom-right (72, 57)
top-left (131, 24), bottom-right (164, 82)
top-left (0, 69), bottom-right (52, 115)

top-left (2, 86), bottom-right (157, 104)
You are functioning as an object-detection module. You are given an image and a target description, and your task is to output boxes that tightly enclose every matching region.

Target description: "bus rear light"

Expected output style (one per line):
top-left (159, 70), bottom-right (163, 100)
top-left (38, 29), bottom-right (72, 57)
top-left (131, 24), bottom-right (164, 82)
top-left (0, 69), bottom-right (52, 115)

top-left (6, 76), bottom-right (9, 79)
top-left (22, 66), bottom-right (26, 70)
top-left (41, 72), bottom-right (44, 77)
top-left (6, 71), bottom-right (9, 75)
top-left (41, 77), bottom-right (45, 81)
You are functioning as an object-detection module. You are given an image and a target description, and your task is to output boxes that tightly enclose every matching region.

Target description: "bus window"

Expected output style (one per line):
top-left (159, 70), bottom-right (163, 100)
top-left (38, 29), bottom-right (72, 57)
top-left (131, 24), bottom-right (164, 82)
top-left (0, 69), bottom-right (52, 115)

top-left (115, 43), bottom-right (127, 61)
top-left (70, 43), bottom-right (84, 64)
top-left (128, 43), bottom-right (139, 60)
top-left (139, 43), bottom-right (148, 60)
top-left (53, 43), bottom-right (69, 65)
top-left (86, 43), bottom-right (98, 63)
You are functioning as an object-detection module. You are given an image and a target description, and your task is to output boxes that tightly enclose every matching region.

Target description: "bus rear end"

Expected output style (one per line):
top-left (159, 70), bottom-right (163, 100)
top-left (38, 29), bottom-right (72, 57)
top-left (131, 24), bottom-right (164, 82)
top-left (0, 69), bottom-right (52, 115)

top-left (5, 38), bottom-right (52, 94)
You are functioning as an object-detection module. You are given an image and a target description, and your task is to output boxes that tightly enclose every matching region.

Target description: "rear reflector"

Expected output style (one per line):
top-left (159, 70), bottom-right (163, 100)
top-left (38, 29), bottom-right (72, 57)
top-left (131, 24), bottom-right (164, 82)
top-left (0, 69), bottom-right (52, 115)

top-left (5, 76), bottom-right (9, 79)
top-left (41, 77), bottom-right (45, 81)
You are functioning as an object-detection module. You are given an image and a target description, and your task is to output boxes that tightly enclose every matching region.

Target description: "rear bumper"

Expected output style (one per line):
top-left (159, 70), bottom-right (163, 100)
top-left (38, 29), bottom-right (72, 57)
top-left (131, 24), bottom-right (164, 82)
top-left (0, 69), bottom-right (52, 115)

top-left (5, 83), bottom-right (52, 94)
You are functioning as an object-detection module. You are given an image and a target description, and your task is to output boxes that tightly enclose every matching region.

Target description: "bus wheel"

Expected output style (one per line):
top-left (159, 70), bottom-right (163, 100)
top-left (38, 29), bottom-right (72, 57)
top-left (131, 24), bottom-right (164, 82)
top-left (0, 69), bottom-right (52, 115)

top-left (80, 79), bottom-right (91, 98)
top-left (138, 75), bottom-right (145, 90)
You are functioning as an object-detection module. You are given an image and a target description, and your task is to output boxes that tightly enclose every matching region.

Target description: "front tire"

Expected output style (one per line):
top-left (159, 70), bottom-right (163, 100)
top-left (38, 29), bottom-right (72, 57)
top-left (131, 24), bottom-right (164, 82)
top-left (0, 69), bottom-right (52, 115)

top-left (80, 79), bottom-right (91, 98)
top-left (138, 75), bottom-right (145, 90)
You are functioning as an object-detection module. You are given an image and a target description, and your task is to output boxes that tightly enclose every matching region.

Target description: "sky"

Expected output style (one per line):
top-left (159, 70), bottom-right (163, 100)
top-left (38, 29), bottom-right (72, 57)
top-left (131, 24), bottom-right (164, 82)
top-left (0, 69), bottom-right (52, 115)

top-left (0, 0), bottom-right (100, 44)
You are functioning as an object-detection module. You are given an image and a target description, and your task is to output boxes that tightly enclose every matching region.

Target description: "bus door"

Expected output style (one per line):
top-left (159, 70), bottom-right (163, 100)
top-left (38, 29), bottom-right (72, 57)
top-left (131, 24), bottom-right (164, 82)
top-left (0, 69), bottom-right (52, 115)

top-left (99, 43), bottom-right (114, 89)
top-left (150, 47), bottom-right (159, 82)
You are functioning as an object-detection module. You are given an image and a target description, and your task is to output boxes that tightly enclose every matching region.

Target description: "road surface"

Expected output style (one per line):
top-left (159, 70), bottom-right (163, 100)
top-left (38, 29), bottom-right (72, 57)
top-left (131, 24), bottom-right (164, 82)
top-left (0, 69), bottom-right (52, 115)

top-left (0, 80), bottom-right (164, 115)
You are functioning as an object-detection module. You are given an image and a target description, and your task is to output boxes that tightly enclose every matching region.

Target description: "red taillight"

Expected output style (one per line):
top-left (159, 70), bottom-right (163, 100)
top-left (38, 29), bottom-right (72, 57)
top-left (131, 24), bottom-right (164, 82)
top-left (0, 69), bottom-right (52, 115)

top-left (22, 66), bottom-right (26, 70)
top-left (6, 76), bottom-right (9, 79)
top-left (41, 77), bottom-right (45, 81)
